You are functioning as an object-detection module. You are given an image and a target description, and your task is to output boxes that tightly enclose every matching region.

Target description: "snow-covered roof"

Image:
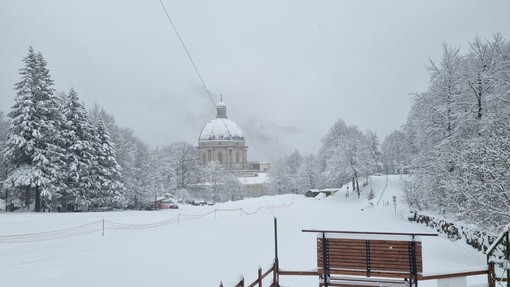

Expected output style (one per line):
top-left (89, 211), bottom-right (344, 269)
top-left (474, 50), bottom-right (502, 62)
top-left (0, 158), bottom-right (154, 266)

top-left (238, 173), bottom-right (268, 185)
top-left (199, 118), bottom-right (245, 141)
top-left (320, 188), bottom-right (340, 192)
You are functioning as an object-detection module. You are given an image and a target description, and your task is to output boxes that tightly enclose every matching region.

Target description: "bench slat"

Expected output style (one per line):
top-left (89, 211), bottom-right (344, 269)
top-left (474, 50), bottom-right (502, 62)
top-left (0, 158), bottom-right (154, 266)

top-left (323, 275), bottom-right (410, 287)
top-left (316, 235), bottom-right (422, 286)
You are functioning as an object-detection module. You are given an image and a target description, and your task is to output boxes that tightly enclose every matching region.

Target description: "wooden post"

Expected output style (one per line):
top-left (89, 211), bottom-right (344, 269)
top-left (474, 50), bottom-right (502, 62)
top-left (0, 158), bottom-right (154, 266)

top-left (258, 266), bottom-right (262, 287)
top-left (102, 219), bottom-right (105, 237)
top-left (488, 262), bottom-right (495, 287)
top-left (274, 217), bottom-right (279, 287)
top-left (322, 232), bottom-right (329, 287)
top-left (272, 262), bottom-right (277, 287)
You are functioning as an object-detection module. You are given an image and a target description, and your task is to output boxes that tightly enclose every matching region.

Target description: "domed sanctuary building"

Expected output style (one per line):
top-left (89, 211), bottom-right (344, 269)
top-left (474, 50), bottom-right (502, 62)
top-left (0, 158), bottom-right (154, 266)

top-left (198, 100), bottom-right (250, 171)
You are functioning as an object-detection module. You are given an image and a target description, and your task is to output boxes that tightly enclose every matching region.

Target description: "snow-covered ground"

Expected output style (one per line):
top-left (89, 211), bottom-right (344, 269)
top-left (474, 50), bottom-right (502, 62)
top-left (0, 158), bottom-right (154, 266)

top-left (0, 175), bottom-right (488, 287)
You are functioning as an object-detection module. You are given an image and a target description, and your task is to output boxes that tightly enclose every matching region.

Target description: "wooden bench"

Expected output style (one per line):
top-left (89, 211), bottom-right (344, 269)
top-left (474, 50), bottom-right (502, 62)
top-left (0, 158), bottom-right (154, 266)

top-left (302, 230), bottom-right (437, 287)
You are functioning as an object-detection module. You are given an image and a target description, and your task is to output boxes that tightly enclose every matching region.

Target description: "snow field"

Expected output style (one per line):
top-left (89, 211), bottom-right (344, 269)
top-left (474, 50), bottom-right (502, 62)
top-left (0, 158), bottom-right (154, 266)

top-left (0, 176), bottom-right (489, 287)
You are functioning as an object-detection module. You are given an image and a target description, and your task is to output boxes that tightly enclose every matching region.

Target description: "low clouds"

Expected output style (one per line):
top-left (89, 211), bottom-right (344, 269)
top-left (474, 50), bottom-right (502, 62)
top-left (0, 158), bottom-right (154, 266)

top-left (1, 0), bottom-right (509, 162)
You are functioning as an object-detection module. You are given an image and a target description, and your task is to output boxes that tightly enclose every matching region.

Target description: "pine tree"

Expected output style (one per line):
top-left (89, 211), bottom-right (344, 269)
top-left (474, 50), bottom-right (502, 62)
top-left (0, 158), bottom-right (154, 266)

top-left (0, 111), bottom-right (9, 192)
top-left (5, 47), bottom-right (66, 212)
top-left (61, 88), bottom-right (98, 211)
top-left (93, 116), bottom-right (124, 208)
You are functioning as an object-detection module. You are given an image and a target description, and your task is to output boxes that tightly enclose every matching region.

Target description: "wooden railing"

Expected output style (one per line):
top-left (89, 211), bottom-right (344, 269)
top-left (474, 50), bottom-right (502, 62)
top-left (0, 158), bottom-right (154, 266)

top-left (486, 229), bottom-right (510, 287)
top-left (218, 262), bottom-right (499, 287)
top-left (218, 228), bottom-right (509, 286)
top-left (219, 262), bottom-right (278, 287)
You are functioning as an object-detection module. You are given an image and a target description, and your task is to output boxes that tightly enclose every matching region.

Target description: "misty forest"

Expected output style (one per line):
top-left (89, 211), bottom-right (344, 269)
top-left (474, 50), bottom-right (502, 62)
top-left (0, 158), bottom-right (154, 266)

top-left (1, 35), bottom-right (510, 233)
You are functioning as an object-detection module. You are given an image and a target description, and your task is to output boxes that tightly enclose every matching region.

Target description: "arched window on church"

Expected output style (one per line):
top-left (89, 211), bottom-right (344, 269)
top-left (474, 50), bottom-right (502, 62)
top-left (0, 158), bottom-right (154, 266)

top-left (218, 152), bottom-right (223, 163)
top-left (236, 152), bottom-right (240, 163)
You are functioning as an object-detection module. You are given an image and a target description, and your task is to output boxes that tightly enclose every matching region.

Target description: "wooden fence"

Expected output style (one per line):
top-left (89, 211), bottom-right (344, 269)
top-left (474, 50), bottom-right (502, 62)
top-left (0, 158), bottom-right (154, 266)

top-left (219, 262), bottom-right (278, 287)
top-left (220, 264), bottom-right (496, 287)
top-left (218, 228), bottom-right (510, 287)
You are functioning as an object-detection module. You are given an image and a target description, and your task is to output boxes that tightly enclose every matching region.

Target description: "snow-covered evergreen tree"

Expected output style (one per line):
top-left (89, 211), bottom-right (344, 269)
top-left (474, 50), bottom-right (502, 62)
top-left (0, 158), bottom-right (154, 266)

top-left (61, 88), bottom-right (98, 211)
top-left (93, 116), bottom-right (124, 208)
top-left (0, 111), bottom-right (9, 191)
top-left (4, 47), bottom-right (66, 211)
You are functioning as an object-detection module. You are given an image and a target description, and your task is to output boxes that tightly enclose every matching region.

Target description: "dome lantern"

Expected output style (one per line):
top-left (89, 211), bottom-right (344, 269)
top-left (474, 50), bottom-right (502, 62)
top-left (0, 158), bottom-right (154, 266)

top-left (216, 95), bottom-right (227, 118)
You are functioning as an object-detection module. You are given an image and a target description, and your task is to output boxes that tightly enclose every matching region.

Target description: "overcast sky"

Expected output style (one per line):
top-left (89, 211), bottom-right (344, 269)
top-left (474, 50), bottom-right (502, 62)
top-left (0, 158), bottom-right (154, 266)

top-left (1, 0), bottom-right (509, 161)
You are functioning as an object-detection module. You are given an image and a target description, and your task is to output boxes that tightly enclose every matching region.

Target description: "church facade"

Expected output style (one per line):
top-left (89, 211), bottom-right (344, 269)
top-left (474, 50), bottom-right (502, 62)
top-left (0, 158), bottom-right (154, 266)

top-left (198, 100), bottom-right (249, 170)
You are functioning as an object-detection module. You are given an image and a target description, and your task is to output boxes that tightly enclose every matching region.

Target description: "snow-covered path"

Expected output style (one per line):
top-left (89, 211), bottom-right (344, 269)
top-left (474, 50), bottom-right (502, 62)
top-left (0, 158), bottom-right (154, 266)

top-left (0, 175), bottom-right (488, 287)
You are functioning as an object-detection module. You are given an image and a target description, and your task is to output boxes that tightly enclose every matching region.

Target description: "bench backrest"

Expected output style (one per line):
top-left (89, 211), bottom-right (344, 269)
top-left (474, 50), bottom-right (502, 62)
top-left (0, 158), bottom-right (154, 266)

top-left (317, 235), bottom-right (423, 279)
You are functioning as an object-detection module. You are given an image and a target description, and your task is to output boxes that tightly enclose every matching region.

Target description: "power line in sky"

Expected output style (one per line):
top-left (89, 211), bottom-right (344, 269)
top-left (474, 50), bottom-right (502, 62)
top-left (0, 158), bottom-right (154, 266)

top-left (158, 0), bottom-right (217, 109)
top-left (158, 0), bottom-right (235, 139)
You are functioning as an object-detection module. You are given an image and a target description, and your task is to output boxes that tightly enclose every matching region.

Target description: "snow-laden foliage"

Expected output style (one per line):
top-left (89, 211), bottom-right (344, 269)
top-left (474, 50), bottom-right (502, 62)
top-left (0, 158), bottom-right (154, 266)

top-left (0, 111), bottom-right (9, 186)
top-left (91, 116), bottom-right (124, 207)
top-left (408, 211), bottom-right (506, 260)
top-left (381, 130), bottom-right (413, 175)
top-left (267, 122), bottom-right (382, 197)
top-left (4, 47), bottom-right (66, 211)
top-left (267, 150), bottom-right (320, 195)
top-left (61, 88), bottom-right (100, 210)
top-left (3, 48), bottom-right (127, 212)
top-left (197, 161), bottom-right (245, 202)
top-left (165, 141), bottom-right (201, 190)
top-left (391, 35), bottom-right (510, 230)
top-left (267, 150), bottom-right (302, 195)
top-left (317, 119), bottom-right (381, 196)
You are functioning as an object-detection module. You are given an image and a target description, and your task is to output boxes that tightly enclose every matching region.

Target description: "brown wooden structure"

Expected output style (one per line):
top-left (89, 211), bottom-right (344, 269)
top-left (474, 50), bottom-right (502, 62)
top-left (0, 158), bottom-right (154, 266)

top-left (217, 229), bottom-right (499, 287)
top-left (303, 230), bottom-right (438, 287)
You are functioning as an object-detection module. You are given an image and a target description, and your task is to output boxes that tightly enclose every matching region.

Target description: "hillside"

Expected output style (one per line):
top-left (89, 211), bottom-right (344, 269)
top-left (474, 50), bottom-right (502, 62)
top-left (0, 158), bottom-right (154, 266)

top-left (0, 175), bottom-right (488, 287)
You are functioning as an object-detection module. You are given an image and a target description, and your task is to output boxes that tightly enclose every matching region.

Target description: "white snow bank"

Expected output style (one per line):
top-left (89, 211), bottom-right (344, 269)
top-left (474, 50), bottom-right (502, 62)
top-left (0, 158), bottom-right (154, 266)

top-left (0, 176), bottom-right (489, 287)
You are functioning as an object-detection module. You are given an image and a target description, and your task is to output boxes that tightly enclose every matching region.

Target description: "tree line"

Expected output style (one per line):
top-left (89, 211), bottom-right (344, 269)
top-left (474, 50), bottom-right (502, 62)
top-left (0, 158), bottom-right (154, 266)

top-left (268, 35), bottom-right (510, 231)
top-left (267, 120), bottom-right (381, 199)
top-left (0, 47), bottom-right (244, 212)
top-left (383, 34), bottom-right (510, 231)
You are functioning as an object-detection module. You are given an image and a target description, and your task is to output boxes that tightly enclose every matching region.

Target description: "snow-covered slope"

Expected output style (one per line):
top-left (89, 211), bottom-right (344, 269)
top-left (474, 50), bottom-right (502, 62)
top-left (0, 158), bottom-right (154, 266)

top-left (0, 175), bottom-right (488, 287)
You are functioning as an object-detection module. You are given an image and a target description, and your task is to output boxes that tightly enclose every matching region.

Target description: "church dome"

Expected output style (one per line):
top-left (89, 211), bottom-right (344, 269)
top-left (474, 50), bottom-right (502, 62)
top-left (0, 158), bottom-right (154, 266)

top-left (198, 99), bottom-right (245, 141)
top-left (199, 118), bottom-right (245, 141)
